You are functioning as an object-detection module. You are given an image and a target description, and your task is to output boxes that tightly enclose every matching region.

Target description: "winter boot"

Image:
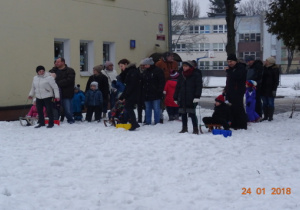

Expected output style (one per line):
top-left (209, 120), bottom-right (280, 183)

top-left (268, 107), bottom-right (274, 121)
top-left (193, 127), bottom-right (199, 135)
top-left (261, 107), bottom-right (268, 121)
top-left (179, 126), bottom-right (188, 133)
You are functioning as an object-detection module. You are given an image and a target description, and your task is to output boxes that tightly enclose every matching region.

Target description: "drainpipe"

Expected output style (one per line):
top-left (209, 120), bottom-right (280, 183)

top-left (167, 0), bottom-right (172, 52)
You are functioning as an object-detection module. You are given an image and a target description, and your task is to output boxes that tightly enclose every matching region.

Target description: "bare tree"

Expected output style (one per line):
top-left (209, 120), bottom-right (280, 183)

top-left (182, 0), bottom-right (200, 18)
top-left (238, 0), bottom-right (273, 16)
top-left (171, 0), bottom-right (182, 16)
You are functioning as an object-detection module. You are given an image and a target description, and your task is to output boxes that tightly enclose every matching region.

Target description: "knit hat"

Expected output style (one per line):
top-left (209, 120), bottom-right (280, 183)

top-left (90, 81), bottom-right (98, 89)
top-left (246, 80), bottom-right (257, 87)
top-left (74, 84), bottom-right (80, 90)
top-left (140, 57), bottom-right (154, 65)
top-left (245, 55), bottom-right (255, 63)
top-left (266, 57), bottom-right (276, 65)
top-left (215, 95), bottom-right (225, 103)
top-left (36, 65), bottom-right (45, 73)
top-left (227, 54), bottom-right (237, 61)
top-left (170, 70), bottom-right (179, 79)
top-left (182, 60), bottom-right (194, 68)
top-left (93, 65), bottom-right (103, 73)
top-left (105, 61), bottom-right (114, 68)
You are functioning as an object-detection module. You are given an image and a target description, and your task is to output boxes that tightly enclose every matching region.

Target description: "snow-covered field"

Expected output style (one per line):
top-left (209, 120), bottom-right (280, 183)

top-left (0, 75), bottom-right (299, 210)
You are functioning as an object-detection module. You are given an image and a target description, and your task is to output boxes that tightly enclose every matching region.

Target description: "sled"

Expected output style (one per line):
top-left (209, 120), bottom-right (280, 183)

top-left (104, 118), bottom-right (132, 130)
top-left (19, 116), bottom-right (38, 126)
top-left (205, 124), bottom-right (223, 132)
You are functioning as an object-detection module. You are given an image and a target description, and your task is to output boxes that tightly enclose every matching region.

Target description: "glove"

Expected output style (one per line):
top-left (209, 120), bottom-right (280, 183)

top-left (54, 98), bottom-right (60, 102)
top-left (246, 102), bottom-right (250, 107)
top-left (163, 91), bottom-right (166, 95)
top-left (193, 98), bottom-right (201, 103)
top-left (174, 101), bottom-right (178, 105)
top-left (272, 91), bottom-right (276, 97)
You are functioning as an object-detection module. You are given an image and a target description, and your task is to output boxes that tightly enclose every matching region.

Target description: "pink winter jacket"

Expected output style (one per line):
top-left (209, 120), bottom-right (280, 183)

top-left (26, 105), bottom-right (47, 118)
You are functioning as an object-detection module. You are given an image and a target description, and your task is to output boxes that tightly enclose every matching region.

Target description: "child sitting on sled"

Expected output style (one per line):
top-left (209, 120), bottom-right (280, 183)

top-left (202, 95), bottom-right (232, 130)
top-left (24, 98), bottom-right (47, 126)
top-left (105, 100), bottom-right (129, 127)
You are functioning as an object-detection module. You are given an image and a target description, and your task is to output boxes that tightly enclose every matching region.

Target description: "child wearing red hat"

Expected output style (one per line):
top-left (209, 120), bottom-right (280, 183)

top-left (245, 80), bottom-right (261, 122)
top-left (202, 95), bottom-right (232, 130)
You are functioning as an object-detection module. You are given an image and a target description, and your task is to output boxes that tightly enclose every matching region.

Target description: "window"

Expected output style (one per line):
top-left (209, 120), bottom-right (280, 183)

top-left (200, 43), bottom-right (210, 51)
top-left (54, 39), bottom-right (70, 65)
top-left (212, 61), bottom-right (227, 70)
top-left (189, 25), bottom-right (199, 34)
top-left (80, 41), bottom-right (94, 73)
top-left (213, 43), bottom-right (225, 51)
top-left (200, 25), bottom-right (210, 34)
top-left (192, 43), bottom-right (200, 51)
top-left (240, 52), bottom-right (261, 60)
top-left (199, 61), bottom-right (210, 70)
top-left (239, 33), bottom-right (261, 42)
top-left (103, 42), bottom-right (115, 64)
top-left (213, 25), bottom-right (227, 33)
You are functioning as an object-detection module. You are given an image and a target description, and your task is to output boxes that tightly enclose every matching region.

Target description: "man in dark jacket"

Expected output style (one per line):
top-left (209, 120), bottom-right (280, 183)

top-left (246, 56), bottom-right (263, 117)
top-left (50, 57), bottom-right (75, 124)
top-left (118, 59), bottom-right (141, 131)
top-left (142, 57), bottom-right (165, 125)
top-left (224, 54), bottom-right (247, 130)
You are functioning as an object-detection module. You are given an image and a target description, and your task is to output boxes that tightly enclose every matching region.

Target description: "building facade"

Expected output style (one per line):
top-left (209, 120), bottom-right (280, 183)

top-left (0, 0), bottom-right (169, 112)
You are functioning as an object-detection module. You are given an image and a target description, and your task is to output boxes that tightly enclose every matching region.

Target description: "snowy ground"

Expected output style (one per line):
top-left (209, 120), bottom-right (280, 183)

top-left (0, 75), bottom-right (300, 210)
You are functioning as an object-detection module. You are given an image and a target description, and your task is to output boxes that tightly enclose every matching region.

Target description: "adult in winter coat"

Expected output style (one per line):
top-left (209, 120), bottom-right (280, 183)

top-left (85, 65), bottom-right (109, 117)
top-left (118, 59), bottom-right (141, 131)
top-left (224, 54), bottom-right (248, 130)
top-left (246, 56), bottom-right (263, 117)
top-left (202, 95), bottom-right (232, 130)
top-left (49, 57), bottom-right (75, 124)
top-left (260, 57), bottom-right (280, 121)
top-left (28, 65), bottom-right (60, 128)
top-left (141, 57), bottom-right (165, 125)
top-left (102, 61), bottom-right (118, 114)
top-left (164, 70), bottom-right (179, 121)
top-left (155, 52), bottom-right (178, 81)
top-left (173, 61), bottom-right (203, 134)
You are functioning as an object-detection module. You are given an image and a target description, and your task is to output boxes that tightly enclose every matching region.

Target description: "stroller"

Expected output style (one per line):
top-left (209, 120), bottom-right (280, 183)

top-left (103, 100), bottom-right (130, 129)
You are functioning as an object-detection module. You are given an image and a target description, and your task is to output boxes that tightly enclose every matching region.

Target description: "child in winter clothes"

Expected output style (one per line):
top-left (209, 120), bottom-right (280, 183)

top-left (163, 70), bottom-right (179, 121)
top-left (72, 85), bottom-right (85, 121)
top-left (202, 95), bottom-right (232, 130)
top-left (245, 80), bottom-right (261, 122)
top-left (85, 81), bottom-right (103, 122)
top-left (27, 98), bottom-right (47, 119)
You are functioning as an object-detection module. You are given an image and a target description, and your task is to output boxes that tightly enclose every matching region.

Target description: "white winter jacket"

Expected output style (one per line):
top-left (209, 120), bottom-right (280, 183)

top-left (29, 72), bottom-right (60, 99)
top-left (101, 69), bottom-right (117, 91)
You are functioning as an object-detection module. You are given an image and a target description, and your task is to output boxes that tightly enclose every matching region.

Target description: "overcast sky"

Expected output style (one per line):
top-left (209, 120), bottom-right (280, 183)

top-left (175, 0), bottom-right (246, 17)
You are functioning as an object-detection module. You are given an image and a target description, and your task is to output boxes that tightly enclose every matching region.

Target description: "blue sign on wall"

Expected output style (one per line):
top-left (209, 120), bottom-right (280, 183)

top-left (130, 40), bottom-right (136, 49)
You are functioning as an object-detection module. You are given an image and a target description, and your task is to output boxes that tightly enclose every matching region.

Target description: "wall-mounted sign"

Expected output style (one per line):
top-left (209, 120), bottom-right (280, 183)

top-left (158, 23), bottom-right (163, 33)
top-left (130, 40), bottom-right (136, 49)
top-left (156, 34), bottom-right (165, 41)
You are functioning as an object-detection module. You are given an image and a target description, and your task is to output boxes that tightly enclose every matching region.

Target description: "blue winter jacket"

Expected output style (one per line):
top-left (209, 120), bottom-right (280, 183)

top-left (72, 91), bottom-right (85, 112)
top-left (85, 89), bottom-right (103, 106)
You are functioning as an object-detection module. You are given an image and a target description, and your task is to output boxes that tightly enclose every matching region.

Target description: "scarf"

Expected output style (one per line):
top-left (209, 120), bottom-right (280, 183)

top-left (182, 67), bottom-right (194, 78)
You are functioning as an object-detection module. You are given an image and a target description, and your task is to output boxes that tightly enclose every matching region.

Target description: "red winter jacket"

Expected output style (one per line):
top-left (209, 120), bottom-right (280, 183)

top-left (164, 79), bottom-right (179, 107)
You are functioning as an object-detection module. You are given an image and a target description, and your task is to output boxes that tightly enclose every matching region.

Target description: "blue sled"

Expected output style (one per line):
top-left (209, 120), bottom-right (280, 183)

top-left (212, 129), bottom-right (232, 138)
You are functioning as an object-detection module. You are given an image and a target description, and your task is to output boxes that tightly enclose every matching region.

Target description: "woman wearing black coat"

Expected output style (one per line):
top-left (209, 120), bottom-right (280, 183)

top-left (174, 61), bottom-right (202, 134)
top-left (224, 54), bottom-right (248, 130)
top-left (261, 57), bottom-right (280, 121)
top-left (118, 59), bottom-right (141, 131)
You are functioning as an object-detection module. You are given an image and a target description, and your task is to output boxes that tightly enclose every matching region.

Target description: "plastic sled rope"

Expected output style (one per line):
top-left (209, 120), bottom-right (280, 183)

top-left (19, 116), bottom-right (38, 126)
top-left (115, 123), bottom-right (132, 130)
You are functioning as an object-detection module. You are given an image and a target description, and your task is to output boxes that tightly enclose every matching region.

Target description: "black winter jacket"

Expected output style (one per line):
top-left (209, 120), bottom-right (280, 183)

top-left (142, 65), bottom-right (165, 101)
top-left (119, 63), bottom-right (141, 106)
top-left (261, 64), bottom-right (280, 97)
top-left (247, 60), bottom-right (263, 85)
top-left (85, 74), bottom-right (109, 100)
top-left (225, 62), bottom-right (247, 103)
top-left (174, 68), bottom-right (202, 113)
top-left (49, 65), bottom-right (75, 99)
top-left (212, 103), bottom-right (232, 123)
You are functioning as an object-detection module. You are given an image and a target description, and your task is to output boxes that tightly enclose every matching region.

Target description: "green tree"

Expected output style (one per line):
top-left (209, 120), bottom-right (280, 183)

top-left (208, 0), bottom-right (226, 16)
top-left (265, 0), bottom-right (300, 73)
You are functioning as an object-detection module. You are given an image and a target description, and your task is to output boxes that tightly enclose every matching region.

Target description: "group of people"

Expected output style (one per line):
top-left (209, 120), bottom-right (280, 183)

top-left (27, 52), bottom-right (279, 133)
